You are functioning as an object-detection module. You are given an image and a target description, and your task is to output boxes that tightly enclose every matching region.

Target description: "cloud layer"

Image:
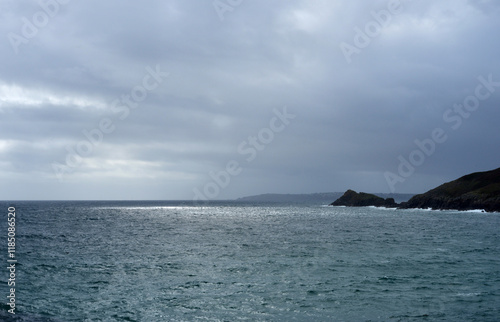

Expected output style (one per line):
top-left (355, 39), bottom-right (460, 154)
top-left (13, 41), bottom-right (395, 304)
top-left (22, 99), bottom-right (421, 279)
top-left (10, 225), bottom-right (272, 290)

top-left (1, 0), bottom-right (500, 199)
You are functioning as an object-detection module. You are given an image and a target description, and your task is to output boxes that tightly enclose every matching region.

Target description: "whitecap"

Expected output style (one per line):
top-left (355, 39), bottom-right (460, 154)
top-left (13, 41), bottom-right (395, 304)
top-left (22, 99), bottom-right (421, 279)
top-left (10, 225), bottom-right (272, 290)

top-left (456, 292), bottom-right (481, 297)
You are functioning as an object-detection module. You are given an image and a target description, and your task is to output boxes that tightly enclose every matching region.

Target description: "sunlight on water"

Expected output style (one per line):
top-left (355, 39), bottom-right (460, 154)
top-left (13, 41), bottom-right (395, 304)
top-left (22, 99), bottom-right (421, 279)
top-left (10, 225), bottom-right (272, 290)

top-left (1, 201), bottom-right (499, 321)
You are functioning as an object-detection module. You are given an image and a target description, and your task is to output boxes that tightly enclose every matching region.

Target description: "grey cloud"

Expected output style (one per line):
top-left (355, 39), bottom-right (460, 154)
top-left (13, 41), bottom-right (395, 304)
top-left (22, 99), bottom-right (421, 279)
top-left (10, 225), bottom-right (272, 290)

top-left (1, 0), bottom-right (499, 199)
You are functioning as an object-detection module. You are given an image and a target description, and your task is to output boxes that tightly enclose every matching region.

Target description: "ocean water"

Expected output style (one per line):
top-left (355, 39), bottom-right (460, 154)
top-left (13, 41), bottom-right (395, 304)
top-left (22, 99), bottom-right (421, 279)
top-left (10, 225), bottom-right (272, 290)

top-left (1, 201), bottom-right (499, 321)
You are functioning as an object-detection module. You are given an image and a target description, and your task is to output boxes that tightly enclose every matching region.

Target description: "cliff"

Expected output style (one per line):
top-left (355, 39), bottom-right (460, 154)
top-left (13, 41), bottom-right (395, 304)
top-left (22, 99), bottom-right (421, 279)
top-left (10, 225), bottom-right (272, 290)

top-left (400, 167), bottom-right (500, 212)
top-left (330, 190), bottom-right (398, 207)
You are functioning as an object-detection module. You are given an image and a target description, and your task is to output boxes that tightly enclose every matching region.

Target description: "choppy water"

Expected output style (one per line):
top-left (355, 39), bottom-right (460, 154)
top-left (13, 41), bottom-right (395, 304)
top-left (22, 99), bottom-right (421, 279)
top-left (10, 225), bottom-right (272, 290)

top-left (1, 201), bottom-right (499, 321)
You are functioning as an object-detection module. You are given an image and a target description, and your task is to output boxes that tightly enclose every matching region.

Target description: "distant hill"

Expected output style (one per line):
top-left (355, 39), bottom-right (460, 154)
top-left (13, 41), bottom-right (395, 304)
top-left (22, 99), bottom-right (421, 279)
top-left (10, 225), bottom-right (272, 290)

top-left (400, 167), bottom-right (500, 212)
top-left (237, 192), bottom-right (414, 204)
top-left (236, 192), bottom-right (343, 204)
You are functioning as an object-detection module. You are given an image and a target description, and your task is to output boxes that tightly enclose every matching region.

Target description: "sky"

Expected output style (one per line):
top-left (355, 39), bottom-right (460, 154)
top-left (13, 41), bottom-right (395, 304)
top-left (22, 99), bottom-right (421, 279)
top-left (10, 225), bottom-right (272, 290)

top-left (1, 0), bottom-right (499, 200)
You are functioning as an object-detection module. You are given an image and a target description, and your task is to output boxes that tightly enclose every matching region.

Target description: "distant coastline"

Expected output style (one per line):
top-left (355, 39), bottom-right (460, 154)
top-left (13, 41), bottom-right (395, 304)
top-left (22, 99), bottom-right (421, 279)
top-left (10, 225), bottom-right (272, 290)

top-left (236, 192), bottom-right (414, 204)
top-left (235, 168), bottom-right (500, 212)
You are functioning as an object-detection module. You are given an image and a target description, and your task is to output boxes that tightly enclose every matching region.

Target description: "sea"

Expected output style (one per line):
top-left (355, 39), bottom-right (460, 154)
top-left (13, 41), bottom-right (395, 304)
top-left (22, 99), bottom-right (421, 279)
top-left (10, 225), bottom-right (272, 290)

top-left (0, 200), bottom-right (499, 321)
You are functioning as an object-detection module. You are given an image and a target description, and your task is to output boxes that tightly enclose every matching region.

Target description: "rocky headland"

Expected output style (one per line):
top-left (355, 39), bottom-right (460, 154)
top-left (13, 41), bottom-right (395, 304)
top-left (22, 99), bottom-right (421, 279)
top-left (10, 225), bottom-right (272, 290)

top-left (330, 167), bottom-right (500, 212)
top-left (330, 189), bottom-right (398, 207)
top-left (399, 167), bottom-right (500, 212)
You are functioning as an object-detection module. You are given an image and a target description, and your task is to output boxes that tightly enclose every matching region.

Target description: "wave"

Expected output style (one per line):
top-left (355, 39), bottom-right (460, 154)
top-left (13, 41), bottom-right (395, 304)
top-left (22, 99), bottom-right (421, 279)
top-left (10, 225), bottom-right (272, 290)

top-left (93, 206), bottom-right (197, 210)
top-left (397, 207), bottom-right (496, 214)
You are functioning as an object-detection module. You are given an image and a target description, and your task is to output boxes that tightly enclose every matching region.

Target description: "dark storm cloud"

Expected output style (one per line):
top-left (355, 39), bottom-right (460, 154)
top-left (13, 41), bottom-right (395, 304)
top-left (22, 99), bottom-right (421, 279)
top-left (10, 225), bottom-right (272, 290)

top-left (1, 0), bottom-right (499, 199)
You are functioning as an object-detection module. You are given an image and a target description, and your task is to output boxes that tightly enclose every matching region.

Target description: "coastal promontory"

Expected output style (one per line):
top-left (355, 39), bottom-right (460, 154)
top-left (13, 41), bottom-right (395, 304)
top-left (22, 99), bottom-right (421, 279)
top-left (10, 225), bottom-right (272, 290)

top-left (330, 167), bottom-right (500, 212)
top-left (399, 167), bottom-right (500, 212)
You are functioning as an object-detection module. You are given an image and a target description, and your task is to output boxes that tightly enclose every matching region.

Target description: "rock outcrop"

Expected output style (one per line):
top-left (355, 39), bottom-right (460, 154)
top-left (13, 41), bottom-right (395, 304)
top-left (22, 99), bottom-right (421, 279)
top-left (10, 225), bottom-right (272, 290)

top-left (399, 167), bottom-right (500, 212)
top-left (330, 189), bottom-right (398, 208)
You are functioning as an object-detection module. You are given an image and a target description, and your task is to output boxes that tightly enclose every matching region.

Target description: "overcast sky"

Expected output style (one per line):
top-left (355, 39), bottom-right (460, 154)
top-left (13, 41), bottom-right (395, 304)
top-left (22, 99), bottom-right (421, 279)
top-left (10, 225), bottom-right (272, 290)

top-left (1, 0), bottom-right (499, 200)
